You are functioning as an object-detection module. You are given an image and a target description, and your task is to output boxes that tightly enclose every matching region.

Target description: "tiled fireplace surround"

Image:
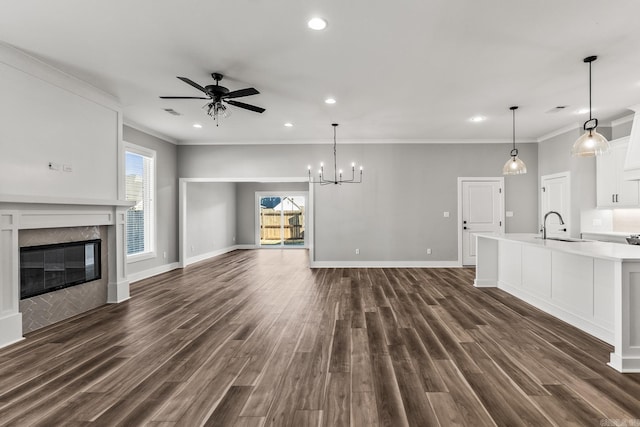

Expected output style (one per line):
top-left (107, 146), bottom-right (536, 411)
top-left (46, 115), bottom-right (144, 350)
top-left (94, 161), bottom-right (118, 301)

top-left (0, 199), bottom-right (131, 347)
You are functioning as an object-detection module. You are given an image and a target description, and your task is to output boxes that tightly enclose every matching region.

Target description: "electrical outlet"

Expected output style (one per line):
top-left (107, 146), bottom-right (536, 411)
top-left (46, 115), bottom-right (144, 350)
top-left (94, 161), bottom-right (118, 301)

top-left (355, 248), bottom-right (360, 255)
top-left (163, 251), bottom-right (167, 259)
top-left (190, 245), bottom-right (194, 253)
top-left (506, 211), bottom-right (514, 217)
top-left (443, 211), bottom-right (450, 218)
top-left (63, 164), bottom-right (72, 172)
top-left (427, 248), bottom-right (432, 255)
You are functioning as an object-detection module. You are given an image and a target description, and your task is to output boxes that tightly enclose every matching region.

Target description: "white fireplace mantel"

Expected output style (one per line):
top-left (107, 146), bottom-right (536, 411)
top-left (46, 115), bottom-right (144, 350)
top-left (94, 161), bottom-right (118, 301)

top-left (0, 196), bottom-right (134, 348)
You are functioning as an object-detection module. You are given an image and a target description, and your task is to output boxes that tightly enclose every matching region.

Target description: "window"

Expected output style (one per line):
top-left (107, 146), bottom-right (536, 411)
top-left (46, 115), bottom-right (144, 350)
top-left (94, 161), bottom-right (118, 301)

top-left (256, 192), bottom-right (307, 247)
top-left (125, 144), bottom-right (156, 259)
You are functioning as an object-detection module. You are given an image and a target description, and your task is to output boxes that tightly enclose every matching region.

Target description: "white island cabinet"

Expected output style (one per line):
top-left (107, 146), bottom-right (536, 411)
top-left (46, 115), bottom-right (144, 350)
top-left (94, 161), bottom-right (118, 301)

top-left (474, 233), bottom-right (640, 373)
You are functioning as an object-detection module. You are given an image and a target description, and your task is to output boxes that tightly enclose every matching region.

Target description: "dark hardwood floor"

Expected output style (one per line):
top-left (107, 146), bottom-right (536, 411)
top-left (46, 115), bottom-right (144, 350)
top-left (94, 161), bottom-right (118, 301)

top-left (1, 249), bottom-right (639, 426)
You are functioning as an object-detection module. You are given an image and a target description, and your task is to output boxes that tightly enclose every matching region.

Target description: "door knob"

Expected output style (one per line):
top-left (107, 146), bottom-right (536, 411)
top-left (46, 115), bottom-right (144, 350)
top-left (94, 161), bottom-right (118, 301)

top-left (463, 226), bottom-right (467, 230)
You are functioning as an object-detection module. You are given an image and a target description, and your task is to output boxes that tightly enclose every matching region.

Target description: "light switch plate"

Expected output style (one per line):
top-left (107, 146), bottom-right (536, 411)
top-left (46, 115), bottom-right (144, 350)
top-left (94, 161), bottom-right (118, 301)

top-left (506, 211), bottom-right (514, 217)
top-left (443, 211), bottom-right (450, 218)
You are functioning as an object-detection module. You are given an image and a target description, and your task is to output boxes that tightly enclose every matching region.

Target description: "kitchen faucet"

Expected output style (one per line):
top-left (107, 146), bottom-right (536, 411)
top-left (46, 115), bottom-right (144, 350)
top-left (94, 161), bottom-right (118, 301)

top-left (543, 211), bottom-right (565, 239)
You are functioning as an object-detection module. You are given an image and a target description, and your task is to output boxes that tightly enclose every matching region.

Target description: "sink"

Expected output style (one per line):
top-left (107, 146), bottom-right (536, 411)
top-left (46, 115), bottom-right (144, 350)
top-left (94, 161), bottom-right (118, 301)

top-left (535, 237), bottom-right (590, 243)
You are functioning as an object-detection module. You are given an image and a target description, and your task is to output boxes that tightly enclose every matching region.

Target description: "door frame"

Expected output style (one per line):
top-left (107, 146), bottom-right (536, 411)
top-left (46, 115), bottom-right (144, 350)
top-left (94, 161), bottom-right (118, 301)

top-left (178, 177), bottom-right (313, 268)
top-left (255, 191), bottom-right (309, 248)
top-left (457, 177), bottom-right (505, 267)
top-left (540, 171), bottom-right (571, 236)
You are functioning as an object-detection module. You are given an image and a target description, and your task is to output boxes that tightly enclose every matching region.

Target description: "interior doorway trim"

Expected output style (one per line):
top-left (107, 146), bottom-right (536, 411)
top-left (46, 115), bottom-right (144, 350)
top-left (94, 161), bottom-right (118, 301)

top-left (456, 177), bottom-right (505, 267)
top-left (178, 177), bottom-right (312, 268)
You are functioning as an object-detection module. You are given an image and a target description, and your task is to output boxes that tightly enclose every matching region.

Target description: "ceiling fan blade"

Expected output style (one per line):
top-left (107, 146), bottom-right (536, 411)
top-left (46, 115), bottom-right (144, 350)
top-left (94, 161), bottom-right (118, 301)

top-left (177, 77), bottom-right (208, 94)
top-left (226, 100), bottom-right (265, 113)
top-left (224, 87), bottom-right (260, 99)
top-left (159, 96), bottom-right (209, 99)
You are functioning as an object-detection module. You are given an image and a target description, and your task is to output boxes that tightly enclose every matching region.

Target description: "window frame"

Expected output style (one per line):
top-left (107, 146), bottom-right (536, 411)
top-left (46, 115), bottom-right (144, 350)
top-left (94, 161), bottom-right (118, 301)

top-left (124, 142), bottom-right (157, 263)
top-left (255, 191), bottom-right (308, 248)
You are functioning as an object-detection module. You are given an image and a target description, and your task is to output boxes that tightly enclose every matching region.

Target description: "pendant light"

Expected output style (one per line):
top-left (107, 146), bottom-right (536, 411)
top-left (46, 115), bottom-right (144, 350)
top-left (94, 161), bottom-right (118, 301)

top-left (571, 56), bottom-right (610, 157)
top-left (503, 106), bottom-right (527, 175)
top-left (308, 123), bottom-right (363, 185)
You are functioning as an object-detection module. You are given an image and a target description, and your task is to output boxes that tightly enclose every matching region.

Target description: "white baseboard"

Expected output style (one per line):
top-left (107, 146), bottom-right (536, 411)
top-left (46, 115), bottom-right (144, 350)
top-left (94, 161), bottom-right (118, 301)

top-left (234, 244), bottom-right (257, 250)
top-left (308, 260), bottom-right (461, 268)
top-left (128, 262), bottom-right (181, 283)
top-left (185, 245), bottom-right (249, 267)
top-left (0, 312), bottom-right (24, 349)
top-left (474, 278), bottom-right (497, 287)
top-left (498, 280), bottom-right (614, 345)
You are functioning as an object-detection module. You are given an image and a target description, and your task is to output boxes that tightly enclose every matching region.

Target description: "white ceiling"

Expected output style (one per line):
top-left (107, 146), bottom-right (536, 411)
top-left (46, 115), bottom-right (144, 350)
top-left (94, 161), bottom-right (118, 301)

top-left (2, 0), bottom-right (640, 144)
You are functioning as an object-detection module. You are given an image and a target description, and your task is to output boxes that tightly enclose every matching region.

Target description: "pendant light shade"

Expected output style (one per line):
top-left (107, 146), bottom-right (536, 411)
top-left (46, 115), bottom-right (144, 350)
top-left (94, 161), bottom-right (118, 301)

top-left (571, 128), bottom-right (610, 157)
top-left (572, 56), bottom-right (610, 157)
top-left (503, 106), bottom-right (527, 175)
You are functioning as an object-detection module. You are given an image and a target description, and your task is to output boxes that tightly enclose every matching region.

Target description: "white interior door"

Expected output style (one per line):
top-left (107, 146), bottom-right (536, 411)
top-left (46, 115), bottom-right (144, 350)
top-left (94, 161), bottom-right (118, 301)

top-left (460, 179), bottom-right (504, 266)
top-left (541, 172), bottom-right (570, 238)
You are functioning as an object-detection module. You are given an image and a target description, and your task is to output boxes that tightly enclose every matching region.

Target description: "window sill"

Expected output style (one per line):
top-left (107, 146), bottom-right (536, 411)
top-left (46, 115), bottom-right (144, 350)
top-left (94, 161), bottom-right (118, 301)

top-left (127, 251), bottom-right (156, 264)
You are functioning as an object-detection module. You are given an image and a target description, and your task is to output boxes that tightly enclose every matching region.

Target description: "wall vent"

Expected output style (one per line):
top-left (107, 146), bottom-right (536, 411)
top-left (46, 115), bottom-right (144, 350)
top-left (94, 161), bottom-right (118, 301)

top-left (163, 108), bottom-right (181, 116)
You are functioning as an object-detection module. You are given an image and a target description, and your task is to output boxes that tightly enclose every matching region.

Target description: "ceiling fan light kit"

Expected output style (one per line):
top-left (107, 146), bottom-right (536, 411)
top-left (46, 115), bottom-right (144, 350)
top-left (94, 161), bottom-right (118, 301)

top-left (572, 55), bottom-right (611, 157)
top-left (159, 73), bottom-right (265, 126)
top-left (308, 124), bottom-right (363, 185)
top-left (503, 106), bottom-right (527, 175)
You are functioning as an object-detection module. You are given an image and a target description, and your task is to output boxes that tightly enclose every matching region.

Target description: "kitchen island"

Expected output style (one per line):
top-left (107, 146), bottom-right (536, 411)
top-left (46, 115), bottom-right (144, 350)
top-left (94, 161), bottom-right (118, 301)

top-left (474, 233), bottom-right (640, 373)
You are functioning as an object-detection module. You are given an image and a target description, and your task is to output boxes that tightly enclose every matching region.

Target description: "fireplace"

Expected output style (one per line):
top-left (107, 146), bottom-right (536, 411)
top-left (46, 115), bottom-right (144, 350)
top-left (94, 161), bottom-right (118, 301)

top-left (0, 199), bottom-right (131, 345)
top-left (20, 239), bottom-right (101, 299)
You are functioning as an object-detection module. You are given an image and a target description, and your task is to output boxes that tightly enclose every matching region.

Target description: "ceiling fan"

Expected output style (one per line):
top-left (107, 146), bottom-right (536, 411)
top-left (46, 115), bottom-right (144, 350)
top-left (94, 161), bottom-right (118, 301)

top-left (160, 73), bottom-right (265, 125)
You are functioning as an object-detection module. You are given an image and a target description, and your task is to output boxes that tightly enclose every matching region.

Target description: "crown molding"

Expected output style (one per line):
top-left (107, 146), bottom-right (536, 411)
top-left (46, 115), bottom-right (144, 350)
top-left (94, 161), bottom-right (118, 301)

top-left (537, 122), bottom-right (581, 142)
top-left (177, 138), bottom-right (538, 146)
top-left (0, 41), bottom-right (120, 112)
top-left (611, 113), bottom-right (635, 127)
top-left (123, 119), bottom-right (179, 145)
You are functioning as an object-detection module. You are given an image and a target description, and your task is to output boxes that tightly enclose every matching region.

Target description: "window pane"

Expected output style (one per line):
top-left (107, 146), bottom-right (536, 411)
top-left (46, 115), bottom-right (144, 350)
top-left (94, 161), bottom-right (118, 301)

top-left (126, 150), bottom-right (154, 256)
top-left (259, 196), bottom-right (282, 246)
top-left (283, 196), bottom-right (304, 246)
top-left (258, 194), bottom-right (305, 247)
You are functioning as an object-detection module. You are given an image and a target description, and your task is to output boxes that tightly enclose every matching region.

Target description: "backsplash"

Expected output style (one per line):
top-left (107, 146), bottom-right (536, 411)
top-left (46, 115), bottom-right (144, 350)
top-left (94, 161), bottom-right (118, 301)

top-left (580, 208), bottom-right (640, 233)
top-left (612, 209), bottom-right (640, 232)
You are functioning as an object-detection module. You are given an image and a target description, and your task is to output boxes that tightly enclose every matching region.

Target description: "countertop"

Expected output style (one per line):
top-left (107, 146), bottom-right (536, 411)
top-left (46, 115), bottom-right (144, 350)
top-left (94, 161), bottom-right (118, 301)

top-left (580, 231), bottom-right (637, 237)
top-left (476, 232), bottom-right (640, 262)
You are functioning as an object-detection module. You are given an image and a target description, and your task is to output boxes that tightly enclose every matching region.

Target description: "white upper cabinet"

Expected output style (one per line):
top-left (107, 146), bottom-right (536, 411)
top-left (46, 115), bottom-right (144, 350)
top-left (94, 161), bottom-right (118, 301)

top-left (597, 137), bottom-right (640, 208)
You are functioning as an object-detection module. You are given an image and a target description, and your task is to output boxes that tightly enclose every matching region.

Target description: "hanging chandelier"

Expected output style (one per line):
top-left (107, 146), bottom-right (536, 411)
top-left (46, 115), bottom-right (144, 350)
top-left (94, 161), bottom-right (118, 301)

top-left (308, 123), bottom-right (363, 185)
top-left (571, 55), bottom-right (610, 157)
top-left (503, 106), bottom-right (527, 175)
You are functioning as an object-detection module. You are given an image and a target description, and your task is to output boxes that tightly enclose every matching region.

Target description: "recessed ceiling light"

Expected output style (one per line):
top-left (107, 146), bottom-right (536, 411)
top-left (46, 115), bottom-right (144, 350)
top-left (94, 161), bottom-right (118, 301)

top-left (308, 17), bottom-right (327, 31)
top-left (325, 98), bottom-right (336, 104)
top-left (575, 108), bottom-right (590, 115)
top-left (284, 122), bottom-right (293, 127)
top-left (193, 123), bottom-right (202, 128)
top-left (470, 116), bottom-right (486, 122)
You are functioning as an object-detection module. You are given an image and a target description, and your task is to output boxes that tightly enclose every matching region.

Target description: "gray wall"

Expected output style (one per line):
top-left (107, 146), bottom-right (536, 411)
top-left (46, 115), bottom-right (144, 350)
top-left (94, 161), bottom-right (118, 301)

top-left (0, 44), bottom-right (119, 200)
top-left (178, 142), bottom-right (539, 262)
top-left (236, 182), bottom-right (309, 245)
top-left (123, 126), bottom-right (179, 274)
top-left (612, 119), bottom-right (633, 140)
top-left (538, 126), bottom-right (611, 237)
top-left (186, 182), bottom-right (237, 257)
